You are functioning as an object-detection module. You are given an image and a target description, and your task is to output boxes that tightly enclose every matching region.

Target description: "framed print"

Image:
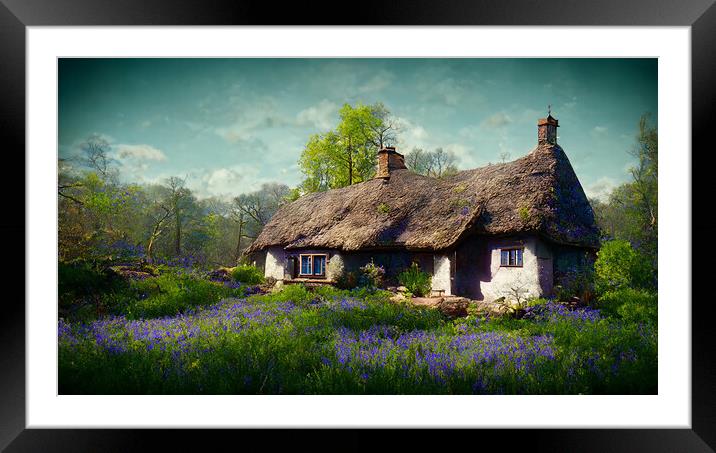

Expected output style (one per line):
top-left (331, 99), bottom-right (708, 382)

top-left (2, 0), bottom-right (714, 451)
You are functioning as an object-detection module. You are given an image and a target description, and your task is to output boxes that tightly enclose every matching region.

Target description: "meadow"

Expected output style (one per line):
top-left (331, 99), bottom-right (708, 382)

top-left (58, 264), bottom-right (657, 395)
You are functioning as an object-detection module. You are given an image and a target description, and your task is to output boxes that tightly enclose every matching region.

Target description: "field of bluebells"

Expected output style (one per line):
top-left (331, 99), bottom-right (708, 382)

top-left (58, 280), bottom-right (657, 394)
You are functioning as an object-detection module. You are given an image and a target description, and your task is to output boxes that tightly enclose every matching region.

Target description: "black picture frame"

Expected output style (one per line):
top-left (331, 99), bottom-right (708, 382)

top-left (2, 0), bottom-right (713, 451)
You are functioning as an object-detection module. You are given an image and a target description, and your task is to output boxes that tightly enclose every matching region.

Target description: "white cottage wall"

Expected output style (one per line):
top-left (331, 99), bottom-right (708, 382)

top-left (432, 254), bottom-right (452, 296)
top-left (265, 246), bottom-right (288, 280)
top-left (479, 237), bottom-right (543, 303)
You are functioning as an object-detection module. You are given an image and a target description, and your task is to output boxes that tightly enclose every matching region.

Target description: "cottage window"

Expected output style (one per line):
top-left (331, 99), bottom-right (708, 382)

top-left (299, 254), bottom-right (327, 277)
top-left (500, 248), bottom-right (523, 267)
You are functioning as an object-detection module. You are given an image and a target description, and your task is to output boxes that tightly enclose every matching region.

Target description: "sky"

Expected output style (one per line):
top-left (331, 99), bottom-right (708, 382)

top-left (58, 58), bottom-right (657, 201)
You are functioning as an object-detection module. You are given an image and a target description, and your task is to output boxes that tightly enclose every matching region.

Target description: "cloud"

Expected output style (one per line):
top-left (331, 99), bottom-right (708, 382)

top-left (480, 112), bottom-right (513, 129)
top-left (584, 176), bottom-right (618, 201)
top-left (115, 144), bottom-right (167, 162)
top-left (395, 117), bottom-right (430, 149)
top-left (416, 75), bottom-right (477, 107)
top-left (217, 97), bottom-right (339, 144)
top-left (296, 99), bottom-right (338, 130)
top-left (591, 126), bottom-right (608, 136)
top-left (358, 70), bottom-right (394, 93)
top-left (185, 164), bottom-right (283, 199)
top-left (203, 167), bottom-right (245, 197)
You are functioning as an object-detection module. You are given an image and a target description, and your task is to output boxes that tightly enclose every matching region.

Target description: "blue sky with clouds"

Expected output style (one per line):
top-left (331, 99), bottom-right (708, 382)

top-left (58, 58), bottom-right (657, 201)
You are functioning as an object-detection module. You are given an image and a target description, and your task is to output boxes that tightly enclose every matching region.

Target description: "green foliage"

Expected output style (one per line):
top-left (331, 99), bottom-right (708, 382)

top-left (358, 260), bottom-right (386, 290)
top-left (554, 263), bottom-right (596, 303)
top-left (335, 271), bottom-right (358, 290)
top-left (231, 264), bottom-right (265, 285)
top-left (121, 272), bottom-right (242, 319)
top-left (58, 259), bottom-right (127, 309)
top-left (328, 257), bottom-right (358, 290)
top-left (518, 206), bottom-right (530, 222)
top-left (299, 102), bottom-right (398, 192)
top-left (398, 262), bottom-right (432, 297)
top-left (59, 133), bottom-right (296, 269)
top-left (590, 113), bottom-right (657, 272)
top-left (598, 288), bottom-right (657, 325)
top-left (58, 287), bottom-right (657, 394)
top-left (377, 202), bottom-right (390, 214)
top-left (254, 283), bottom-right (314, 305)
top-left (595, 240), bottom-right (653, 294)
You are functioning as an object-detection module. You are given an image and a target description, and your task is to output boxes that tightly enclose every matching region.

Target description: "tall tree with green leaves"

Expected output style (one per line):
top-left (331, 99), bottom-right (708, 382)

top-left (590, 113), bottom-right (657, 276)
top-left (298, 102), bottom-right (399, 192)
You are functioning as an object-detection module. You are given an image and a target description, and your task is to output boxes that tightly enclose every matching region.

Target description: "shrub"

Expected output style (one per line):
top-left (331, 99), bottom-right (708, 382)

top-left (398, 262), bottom-right (432, 297)
top-left (598, 287), bottom-right (657, 325)
top-left (358, 260), bottom-right (385, 290)
top-left (335, 271), bottom-right (358, 290)
top-left (255, 283), bottom-right (313, 305)
top-left (231, 264), bottom-right (265, 285)
top-left (327, 256), bottom-right (355, 289)
top-left (122, 272), bottom-right (241, 319)
top-left (554, 264), bottom-right (596, 304)
top-left (58, 259), bottom-right (126, 309)
top-left (595, 240), bottom-right (653, 294)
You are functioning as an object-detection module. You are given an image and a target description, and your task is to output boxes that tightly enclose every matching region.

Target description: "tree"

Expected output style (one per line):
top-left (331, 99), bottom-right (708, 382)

top-left (359, 102), bottom-right (400, 149)
top-left (79, 134), bottom-right (118, 183)
top-left (591, 113), bottom-right (657, 274)
top-left (298, 102), bottom-right (399, 192)
top-left (431, 147), bottom-right (458, 178)
top-left (164, 176), bottom-right (194, 256)
top-left (404, 147), bottom-right (459, 178)
top-left (233, 183), bottom-right (290, 257)
top-left (627, 113), bottom-right (658, 263)
top-left (404, 147), bottom-right (433, 175)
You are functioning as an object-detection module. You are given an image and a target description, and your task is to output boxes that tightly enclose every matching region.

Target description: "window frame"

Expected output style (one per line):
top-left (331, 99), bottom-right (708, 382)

top-left (500, 247), bottom-right (524, 268)
top-left (298, 253), bottom-right (328, 277)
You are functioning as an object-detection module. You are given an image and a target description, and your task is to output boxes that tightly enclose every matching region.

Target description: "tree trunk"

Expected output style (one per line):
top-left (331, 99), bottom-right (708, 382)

top-left (234, 213), bottom-right (244, 263)
top-left (348, 138), bottom-right (353, 185)
top-left (146, 235), bottom-right (156, 264)
top-left (175, 210), bottom-right (181, 256)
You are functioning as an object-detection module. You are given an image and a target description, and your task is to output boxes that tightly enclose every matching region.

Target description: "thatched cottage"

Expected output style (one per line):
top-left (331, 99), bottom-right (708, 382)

top-left (246, 115), bottom-right (599, 301)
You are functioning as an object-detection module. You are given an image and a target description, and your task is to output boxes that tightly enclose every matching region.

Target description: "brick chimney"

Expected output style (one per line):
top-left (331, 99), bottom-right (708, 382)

top-left (537, 113), bottom-right (559, 145)
top-left (376, 146), bottom-right (407, 179)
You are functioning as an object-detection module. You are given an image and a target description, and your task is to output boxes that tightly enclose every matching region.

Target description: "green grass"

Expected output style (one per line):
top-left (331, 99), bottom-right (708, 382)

top-left (58, 279), bottom-right (657, 395)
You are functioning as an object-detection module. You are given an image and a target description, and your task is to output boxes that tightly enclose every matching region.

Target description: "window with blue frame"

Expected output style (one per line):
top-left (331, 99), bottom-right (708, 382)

top-left (299, 254), bottom-right (328, 277)
top-left (500, 247), bottom-right (523, 267)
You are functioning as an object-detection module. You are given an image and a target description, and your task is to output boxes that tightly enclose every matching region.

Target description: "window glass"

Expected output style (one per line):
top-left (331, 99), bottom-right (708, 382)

top-left (313, 255), bottom-right (326, 275)
top-left (301, 256), bottom-right (312, 274)
top-left (501, 248), bottom-right (524, 267)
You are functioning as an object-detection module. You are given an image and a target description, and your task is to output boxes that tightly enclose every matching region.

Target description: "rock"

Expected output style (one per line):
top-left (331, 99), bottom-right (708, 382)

top-left (390, 293), bottom-right (407, 303)
top-left (397, 286), bottom-right (409, 293)
top-left (436, 297), bottom-right (469, 318)
top-left (207, 267), bottom-right (234, 281)
top-left (109, 265), bottom-right (154, 280)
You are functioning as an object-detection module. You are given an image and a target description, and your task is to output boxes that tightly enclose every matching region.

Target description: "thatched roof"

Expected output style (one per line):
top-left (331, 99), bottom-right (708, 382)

top-left (247, 143), bottom-right (599, 253)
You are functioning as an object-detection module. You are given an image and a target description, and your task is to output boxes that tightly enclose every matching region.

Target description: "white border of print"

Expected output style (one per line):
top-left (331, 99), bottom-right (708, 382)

top-left (27, 26), bottom-right (690, 428)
